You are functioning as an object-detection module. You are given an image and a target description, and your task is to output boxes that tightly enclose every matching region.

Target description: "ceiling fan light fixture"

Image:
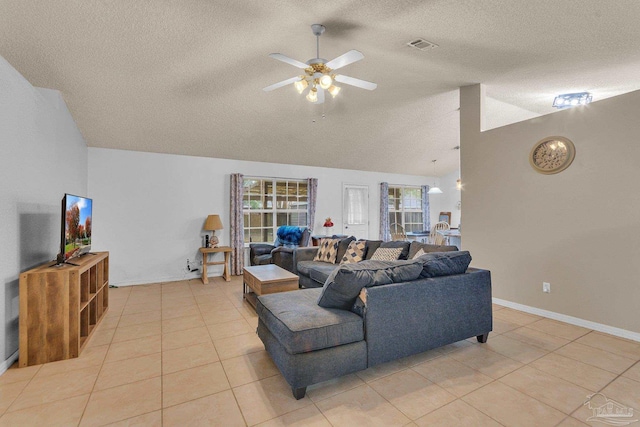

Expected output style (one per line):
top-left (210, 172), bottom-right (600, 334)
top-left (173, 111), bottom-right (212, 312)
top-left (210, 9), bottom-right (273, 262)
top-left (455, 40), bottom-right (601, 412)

top-left (263, 24), bottom-right (376, 104)
top-left (306, 88), bottom-right (318, 103)
top-left (294, 78), bottom-right (308, 94)
top-left (319, 74), bottom-right (333, 90)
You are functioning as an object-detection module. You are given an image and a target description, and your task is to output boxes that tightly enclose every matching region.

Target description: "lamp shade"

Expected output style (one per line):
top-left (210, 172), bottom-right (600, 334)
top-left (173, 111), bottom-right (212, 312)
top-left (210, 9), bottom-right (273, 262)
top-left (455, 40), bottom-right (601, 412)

top-left (204, 215), bottom-right (223, 231)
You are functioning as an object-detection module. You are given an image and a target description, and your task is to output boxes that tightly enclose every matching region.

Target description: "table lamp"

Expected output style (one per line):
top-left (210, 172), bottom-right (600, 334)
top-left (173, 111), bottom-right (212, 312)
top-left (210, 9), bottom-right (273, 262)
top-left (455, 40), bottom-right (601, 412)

top-left (204, 215), bottom-right (223, 247)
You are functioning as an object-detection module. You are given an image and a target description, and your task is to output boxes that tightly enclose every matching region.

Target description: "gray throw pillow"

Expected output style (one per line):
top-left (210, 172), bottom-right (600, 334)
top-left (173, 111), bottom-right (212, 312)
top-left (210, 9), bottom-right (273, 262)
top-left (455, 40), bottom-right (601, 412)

top-left (416, 251), bottom-right (472, 278)
top-left (407, 241), bottom-right (459, 259)
top-left (317, 259), bottom-right (423, 309)
top-left (336, 236), bottom-right (356, 262)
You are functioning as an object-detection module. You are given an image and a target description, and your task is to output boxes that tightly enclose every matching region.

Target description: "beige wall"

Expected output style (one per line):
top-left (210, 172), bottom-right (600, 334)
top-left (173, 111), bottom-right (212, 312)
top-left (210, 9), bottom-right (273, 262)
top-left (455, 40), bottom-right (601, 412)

top-left (460, 84), bottom-right (640, 334)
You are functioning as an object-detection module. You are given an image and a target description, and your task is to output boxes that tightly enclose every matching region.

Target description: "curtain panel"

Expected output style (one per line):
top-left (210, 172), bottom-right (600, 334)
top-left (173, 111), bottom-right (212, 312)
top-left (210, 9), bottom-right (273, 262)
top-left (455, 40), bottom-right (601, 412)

top-left (307, 178), bottom-right (318, 234)
top-left (379, 182), bottom-right (391, 241)
top-left (422, 185), bottom-right (431, 233)
top-left (230, 173), bottom-right (244, 275)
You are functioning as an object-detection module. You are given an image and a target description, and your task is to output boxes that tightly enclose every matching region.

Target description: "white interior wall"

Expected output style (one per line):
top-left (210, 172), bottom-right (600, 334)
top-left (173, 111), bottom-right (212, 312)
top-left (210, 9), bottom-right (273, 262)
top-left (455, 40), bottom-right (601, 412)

top-left (0, 56), bottom-right (88, 367)
top-left (428, 169), bottom-right (462, 229)
top-left (461, 84), bottom-right (640, 334)
top-left (88, 148), bottom-right (456, 286)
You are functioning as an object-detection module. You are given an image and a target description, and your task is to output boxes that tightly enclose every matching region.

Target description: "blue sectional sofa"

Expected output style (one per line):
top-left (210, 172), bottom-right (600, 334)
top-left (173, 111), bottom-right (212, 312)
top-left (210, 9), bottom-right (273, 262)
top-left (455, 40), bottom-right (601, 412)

top-left (255, 252), bottom-right (492, 399)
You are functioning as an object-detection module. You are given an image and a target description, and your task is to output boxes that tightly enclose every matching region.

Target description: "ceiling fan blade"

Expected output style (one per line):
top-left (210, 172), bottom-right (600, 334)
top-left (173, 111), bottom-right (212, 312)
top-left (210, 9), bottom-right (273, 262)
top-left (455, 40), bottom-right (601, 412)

top-left (334, 75), bottom-right (377, 90)
top-left (268, 53), bottom-right (309, 69)
top-left (326, 50), bottom-right (364, 70)
top-left (315, 88), bottom-right (325, 104)
top-left (263, 76), bottom-right (300, 92)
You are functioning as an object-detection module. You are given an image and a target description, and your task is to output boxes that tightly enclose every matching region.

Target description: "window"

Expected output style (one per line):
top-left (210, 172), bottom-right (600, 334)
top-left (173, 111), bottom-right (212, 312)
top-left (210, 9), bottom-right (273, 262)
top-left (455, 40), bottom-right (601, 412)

top-left (243, 178), bottom-right (308, 243)
top-left (388, 186), bottom-right (423, 232)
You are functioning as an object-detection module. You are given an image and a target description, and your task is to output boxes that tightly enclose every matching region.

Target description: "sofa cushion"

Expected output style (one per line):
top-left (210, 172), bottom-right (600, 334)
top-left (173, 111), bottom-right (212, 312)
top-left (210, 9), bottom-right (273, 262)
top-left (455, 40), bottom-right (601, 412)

top-left (314, 238), bottom-right (341, 263)
top-left (317, 260), bottom-right (423, 309)
top-left (408, 241), bottom-right (459, 259)
top-left (416, 251), bottom-right (472, 278)
top-left (370, 247), bottom-right (402, 261)
top-left (380, 241), bottom-right (411, 259)
top-left (256, 288), bottom-right (364, 354)
top-left (296, 260), bottom-right (315, 277)
top-left (364, 240), bottom-right (382, 260)
top-left (309, 262), bottom-right (338, 284)
top-left (340, 240), bottom-right (367, 264)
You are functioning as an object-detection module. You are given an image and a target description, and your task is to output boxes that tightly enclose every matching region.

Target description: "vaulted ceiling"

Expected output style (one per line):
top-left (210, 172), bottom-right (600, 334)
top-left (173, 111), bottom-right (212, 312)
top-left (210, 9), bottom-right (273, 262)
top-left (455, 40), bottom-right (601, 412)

top-left (2, 1), bottom-right (640, 176)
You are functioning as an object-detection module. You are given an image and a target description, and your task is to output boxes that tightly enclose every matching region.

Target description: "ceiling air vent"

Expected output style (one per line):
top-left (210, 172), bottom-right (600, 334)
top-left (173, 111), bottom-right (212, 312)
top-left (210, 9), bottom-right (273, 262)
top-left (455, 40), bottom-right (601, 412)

top-left (407, 38), bottom-right (438, 51)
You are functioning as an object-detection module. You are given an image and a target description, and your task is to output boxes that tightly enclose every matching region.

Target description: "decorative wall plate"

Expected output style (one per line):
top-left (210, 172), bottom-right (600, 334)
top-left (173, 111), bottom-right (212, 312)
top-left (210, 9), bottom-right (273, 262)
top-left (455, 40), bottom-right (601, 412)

top-left (529, 136), bottom-right (576, 174)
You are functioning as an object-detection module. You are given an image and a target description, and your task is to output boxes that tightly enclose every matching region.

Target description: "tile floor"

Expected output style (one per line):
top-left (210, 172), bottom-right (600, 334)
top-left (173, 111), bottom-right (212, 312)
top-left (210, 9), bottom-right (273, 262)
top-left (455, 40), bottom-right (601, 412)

top-left (1, 276), bottom-right (639, 426)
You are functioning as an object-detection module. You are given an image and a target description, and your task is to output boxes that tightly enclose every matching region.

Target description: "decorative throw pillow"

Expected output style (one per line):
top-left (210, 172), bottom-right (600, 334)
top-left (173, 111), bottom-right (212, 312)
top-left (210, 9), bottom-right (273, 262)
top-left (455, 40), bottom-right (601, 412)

top-left (351, 288), bottom-right (368, 317)
top-left (313, 238), bottom-right (341, 263)
top-left (412, 248), bottom-right (426, 259)
top-left (379, 241), bottom-right (411, 259)
top-left (340, 240), bottom-right (367, 264)
top-left (370, 247), bottom-right (402, 261)
top-left (318, 259), bottom-right (423, 309)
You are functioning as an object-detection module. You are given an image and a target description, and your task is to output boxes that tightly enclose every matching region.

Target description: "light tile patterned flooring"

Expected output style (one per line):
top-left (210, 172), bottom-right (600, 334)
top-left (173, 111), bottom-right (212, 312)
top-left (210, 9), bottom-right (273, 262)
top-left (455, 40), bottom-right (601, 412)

top-left (1, 276), bottom-right (639, 426)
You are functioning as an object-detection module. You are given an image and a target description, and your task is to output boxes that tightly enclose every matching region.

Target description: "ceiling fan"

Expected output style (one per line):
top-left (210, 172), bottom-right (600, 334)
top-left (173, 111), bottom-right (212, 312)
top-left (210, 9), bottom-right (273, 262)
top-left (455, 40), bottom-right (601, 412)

top-left (263, 24), bottom-right (377, 104)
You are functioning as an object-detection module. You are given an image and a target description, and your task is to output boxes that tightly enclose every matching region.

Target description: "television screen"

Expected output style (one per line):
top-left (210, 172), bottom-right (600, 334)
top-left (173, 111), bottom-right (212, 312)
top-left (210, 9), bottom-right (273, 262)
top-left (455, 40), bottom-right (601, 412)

top-left (62, 194), bottom-right (93, 261)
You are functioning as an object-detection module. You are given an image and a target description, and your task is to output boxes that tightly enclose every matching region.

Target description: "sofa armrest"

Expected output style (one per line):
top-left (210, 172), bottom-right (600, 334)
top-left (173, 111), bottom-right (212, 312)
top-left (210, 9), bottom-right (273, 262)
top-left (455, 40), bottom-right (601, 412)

top-left (249, 244), bottom-right (276, 265)
top-left (272, 246), bottom-right (295, 273)
top-left (292, 247), bottom-right (319, 274)
top-left (364, 269), bottom-right (492, 366)
top-left (250, 244), bottom-right (275, 257)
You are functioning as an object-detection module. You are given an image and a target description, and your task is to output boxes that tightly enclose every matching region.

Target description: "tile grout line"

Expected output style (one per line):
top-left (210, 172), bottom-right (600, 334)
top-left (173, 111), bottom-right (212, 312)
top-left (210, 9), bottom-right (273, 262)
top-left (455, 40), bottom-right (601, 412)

top-left (568, 357), bottom-right (640, 423)
top-left (77, 286), bottom-right (132, 426)
top-left (203, 279), bottom-right (251, 426)
top-left (418, 317), bottom-right (589, 424)
top-left (485, 315), bottom-right (640, 425)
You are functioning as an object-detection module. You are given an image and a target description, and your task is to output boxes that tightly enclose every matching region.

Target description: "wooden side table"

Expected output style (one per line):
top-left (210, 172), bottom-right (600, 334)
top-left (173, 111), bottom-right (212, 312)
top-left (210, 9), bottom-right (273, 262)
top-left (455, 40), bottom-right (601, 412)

top-left (199, 246), bottom-right (232, 284)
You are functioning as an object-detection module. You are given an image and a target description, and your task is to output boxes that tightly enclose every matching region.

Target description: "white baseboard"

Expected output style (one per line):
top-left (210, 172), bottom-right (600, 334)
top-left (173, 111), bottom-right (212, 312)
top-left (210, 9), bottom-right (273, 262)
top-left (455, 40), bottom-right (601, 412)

top-left (0, 350), bottom-right (19, 376)
top-left (493, 298), bottom-right (640, 343)
top-left (110, 272), bottom-right (202, 287)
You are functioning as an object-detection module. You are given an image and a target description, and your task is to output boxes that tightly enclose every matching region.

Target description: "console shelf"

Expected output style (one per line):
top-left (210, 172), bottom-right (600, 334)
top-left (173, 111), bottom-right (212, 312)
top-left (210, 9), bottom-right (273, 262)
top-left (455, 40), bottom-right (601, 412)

top-left (19, 251), bottom-right (109, 367)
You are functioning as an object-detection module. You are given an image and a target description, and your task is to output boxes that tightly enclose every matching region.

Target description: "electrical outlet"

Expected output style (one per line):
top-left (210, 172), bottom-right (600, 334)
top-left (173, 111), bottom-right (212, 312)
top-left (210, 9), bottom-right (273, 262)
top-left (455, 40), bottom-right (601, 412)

top-left (543, 282), bottom-right (551, 293)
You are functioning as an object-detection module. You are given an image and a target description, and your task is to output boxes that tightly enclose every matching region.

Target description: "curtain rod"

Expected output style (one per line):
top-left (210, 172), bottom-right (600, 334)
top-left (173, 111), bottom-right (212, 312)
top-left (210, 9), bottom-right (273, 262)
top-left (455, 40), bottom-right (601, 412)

top-left (387, 183), bottom-right (428, 188)
top-left (243, 175), bottom-right (309, 181)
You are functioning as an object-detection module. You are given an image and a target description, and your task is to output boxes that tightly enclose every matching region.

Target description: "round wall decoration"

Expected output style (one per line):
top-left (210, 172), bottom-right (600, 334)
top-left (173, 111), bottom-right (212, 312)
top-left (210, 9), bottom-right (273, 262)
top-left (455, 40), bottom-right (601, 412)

top-left (529, 136), bottom-right (576, 174)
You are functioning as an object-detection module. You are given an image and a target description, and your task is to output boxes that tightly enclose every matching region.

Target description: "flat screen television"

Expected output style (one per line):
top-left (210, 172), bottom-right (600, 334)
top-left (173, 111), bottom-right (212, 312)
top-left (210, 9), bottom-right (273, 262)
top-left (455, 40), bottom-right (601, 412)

top-left (58, 193), bottom-right (93, 263)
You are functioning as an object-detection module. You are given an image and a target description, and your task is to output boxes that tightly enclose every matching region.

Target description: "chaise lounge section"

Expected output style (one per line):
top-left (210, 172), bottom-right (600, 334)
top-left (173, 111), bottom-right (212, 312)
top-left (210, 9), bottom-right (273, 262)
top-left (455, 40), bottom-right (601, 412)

top-left (255, 252), bottom-right (492, 399)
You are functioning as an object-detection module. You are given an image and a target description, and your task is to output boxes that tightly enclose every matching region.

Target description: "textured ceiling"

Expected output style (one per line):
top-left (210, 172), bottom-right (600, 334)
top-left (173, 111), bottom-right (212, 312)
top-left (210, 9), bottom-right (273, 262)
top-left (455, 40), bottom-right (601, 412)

top-left (2, 1), bottom-right (640, 176)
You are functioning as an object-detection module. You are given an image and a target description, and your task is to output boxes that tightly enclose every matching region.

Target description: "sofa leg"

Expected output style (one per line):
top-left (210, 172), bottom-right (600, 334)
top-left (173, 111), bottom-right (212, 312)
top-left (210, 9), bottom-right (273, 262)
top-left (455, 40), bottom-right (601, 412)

top-left (292, 386), bottom-right (306, 400)
top-left (477, 333), bottom-right (489, 343)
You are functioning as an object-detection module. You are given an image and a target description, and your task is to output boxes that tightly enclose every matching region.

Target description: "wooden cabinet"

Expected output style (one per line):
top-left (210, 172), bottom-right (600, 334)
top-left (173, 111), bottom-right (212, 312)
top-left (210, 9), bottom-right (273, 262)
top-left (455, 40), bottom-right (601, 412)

top-left (19, 251), bottom-right (109, 367)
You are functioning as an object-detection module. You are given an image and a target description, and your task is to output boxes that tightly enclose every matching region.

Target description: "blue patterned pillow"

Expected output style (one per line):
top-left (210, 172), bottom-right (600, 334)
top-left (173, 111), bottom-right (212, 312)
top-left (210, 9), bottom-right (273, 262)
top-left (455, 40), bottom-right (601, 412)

top-left (276, 226), bottom-right (303, 247)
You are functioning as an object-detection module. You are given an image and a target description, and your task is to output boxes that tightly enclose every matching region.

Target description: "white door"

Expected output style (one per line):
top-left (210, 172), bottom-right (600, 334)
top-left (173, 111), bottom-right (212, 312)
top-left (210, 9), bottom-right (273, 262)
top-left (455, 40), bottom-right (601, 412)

top-left (343, 184), bottom-right (369, 239)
